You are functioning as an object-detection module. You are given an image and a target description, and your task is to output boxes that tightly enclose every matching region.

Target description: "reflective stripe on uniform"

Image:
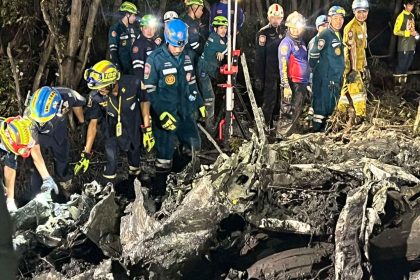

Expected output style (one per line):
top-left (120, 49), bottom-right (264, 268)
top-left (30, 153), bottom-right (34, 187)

top-left (103, 173), bottom-right (116, 179)
top-left (120, 35), bottom-right (129, 39)
top-left (162, 68), bottom-right (177, 75)
top-left (313, 114), bottom-right (325, 123)
top-left (184, 65), bottom-right (193, 71)
top-left (129, 165), bottom-right (141, 175)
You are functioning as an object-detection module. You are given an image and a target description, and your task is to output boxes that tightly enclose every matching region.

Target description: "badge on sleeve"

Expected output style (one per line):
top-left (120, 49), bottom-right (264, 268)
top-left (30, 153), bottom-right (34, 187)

top-left (144, 63), bottom-right (151, 79)
top-left (132, 46), bottom-right (139, 53)
top-left (112, 31), bottom-right (117, 37)
top-left (335, 47), bottom-right (341, 56)
top-left (318, 39), bottom-right (325, 50)
top-left (280, 45), bottom-right (288, 55)
top-left (258, 35), bottom-right (266, 46)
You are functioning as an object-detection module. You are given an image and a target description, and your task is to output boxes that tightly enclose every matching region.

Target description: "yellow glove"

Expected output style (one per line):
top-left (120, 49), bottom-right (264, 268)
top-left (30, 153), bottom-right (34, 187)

top-left (142, 126), bottom-right (155, 152)
top-left (199, 106), bottom-right (206, 118)
top-left (74, 151), bottom-right (92, 175)
top-left (283, 86), bottom-right (293, 103)
top-left (159, 112), bottom-right (177, 131)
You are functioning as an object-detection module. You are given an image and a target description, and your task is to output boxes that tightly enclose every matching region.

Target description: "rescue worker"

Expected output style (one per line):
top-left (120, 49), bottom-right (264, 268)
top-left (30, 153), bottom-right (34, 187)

top-left (308, 15), bottom-right (329, 56)
top-left (131, 14), bottom-right (159, 182)
top-left (0, 185), bottom-right (16, 279)
top-left (144, 19), bottom-right (205, 199)
top-left (1, 116), bottom-right (57, 211)
top-left (277, 11), bottom-right (310, 137)
top-left (132, 14), bottom-right (159, 79)
top-left (254, 3), bottom-right (286, 127)
top-left (197, 16), bottom-right (228, 134)
top-left (26, 86), bottom-right (85, 196)
top-left (309, 6), bottom-right (346, 132)
top-left (108, 1), bottom-right (138, 74)
top-left (393, 0), bottom-right (419, 90)
top-left (182, 0), bottom-right (206, 62)
top-left (77, 60), bottom-right (152, 186)
top-left (164, 11), bottom-right (179, 26)
top-left (306, 15), bottom-right (328, 127)
top-left (337, 0), bottom-right (370, 125)
top-left (209, 0), bottom-right (245, 33)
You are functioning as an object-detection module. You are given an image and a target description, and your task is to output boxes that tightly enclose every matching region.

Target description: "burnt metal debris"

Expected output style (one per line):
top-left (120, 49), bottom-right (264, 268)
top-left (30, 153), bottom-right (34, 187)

top-left (11, 55), bottom-right (420, 279)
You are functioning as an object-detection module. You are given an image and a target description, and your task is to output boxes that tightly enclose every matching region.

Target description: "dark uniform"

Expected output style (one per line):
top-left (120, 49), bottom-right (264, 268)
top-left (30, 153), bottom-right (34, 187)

top-left (255, 23), bottom-right (286, 125)
top-left (309, 27), bottom-right (345, 131)
top-left (30, 90), bottom-right (85, 193)
top-left (0, 186), bottom-right (16, 280)
top-left (131, 34), bottom-right (158, 81)
top-left (182, 14), bottom-right (207, 63)
top-left (197, 31), bottom-right (227, 128)
top-left (108, 20), bottom-right (138, 74)
top-left (85, 75), bottom-right (145, 180)
top-left (144, 44), bottom-right (203, 195)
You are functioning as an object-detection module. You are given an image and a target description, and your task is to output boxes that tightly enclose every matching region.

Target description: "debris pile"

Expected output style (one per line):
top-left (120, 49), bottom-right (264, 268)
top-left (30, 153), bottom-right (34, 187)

top-left (13, 116), bottom-right (419, 279)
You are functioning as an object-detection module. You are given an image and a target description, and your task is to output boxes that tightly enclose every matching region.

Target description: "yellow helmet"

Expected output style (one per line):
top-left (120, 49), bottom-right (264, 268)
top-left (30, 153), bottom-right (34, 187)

top-left (268, 4), bottom-right (284, 18)
top-left (0, 116), bottom-right (35, 158)
top-left (84, 60), bottom-right (120, 90)
top-left (285, 11), bottom-right (306, 29)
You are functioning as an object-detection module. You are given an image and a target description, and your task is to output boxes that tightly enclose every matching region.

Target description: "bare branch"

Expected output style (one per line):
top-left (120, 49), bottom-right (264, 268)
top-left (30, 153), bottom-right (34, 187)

top-left (7, 43), bottom-right (23, 114)
top-left (32, 35), bottom-right (55, 92)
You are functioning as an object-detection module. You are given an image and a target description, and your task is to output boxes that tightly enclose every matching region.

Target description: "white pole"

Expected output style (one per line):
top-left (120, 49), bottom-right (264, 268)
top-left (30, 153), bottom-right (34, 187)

top-left (225, 0), bottom-right (234, 137)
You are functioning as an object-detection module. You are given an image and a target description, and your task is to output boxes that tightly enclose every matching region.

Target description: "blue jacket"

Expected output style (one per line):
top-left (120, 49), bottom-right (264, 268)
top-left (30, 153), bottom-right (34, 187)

top-left (278, 33), bottom-right (310, 86)
top-left (144, 45), bottom-right (203, 121)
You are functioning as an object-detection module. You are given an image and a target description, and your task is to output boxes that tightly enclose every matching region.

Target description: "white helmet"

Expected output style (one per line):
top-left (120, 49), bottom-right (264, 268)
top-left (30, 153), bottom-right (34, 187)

top-left (285, 11), bottom-right (306, 29)
top-left (164, 11), bottom-right (179, 23)
top-left (268, 4), bottom-right (284, 18)
top-left (352, 0), bottom-right (369, 11)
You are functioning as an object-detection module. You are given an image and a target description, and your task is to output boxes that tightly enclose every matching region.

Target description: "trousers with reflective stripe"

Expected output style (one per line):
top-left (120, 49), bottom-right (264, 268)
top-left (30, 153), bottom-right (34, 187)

top-left (338, 72), bottom-right (366, 117)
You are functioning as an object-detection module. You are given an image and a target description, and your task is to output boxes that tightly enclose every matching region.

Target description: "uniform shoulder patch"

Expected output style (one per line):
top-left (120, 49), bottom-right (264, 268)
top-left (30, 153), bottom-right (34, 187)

top-left (144, 63), bottom-right (151, 80)
top-left (318, 39), bottom-right (325, 50)
top-left (112, 31), bottom-right (117, 37)
top-left (280, 45), bottom-right (288, 55)
top-left (348, 31), bottom-right (353, 38)
top-left (132, 46), bottom-right (139, 53)
top-left (258, 35), bottom-right (266, 46)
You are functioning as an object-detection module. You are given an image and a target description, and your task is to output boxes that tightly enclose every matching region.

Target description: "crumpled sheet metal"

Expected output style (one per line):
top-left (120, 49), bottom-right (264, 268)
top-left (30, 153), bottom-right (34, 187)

top-left (244, 244), bottom-right (334, 280)
top-left (12, 197), bottom-right (52, 231)
top-left (334, 157), bottom-right (410, 280)
top-left (121, 174), bottom-right (229, 276)
top-left (82, 187), bottom-right (121, 257)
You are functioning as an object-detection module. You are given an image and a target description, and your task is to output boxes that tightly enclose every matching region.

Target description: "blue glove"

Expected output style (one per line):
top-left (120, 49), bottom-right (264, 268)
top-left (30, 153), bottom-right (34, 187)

top-left (40, 176), bottom-right (59, 195)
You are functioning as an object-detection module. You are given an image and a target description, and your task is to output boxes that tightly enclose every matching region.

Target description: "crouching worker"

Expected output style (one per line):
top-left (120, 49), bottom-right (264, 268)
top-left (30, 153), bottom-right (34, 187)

top-left (0, 116), bottom-right (57, 212)
top-left (78, 60), bottom-right (153, 188)
top-left (144, 19), bottom-right (204, 200)
top-left (197, 15), bottom-right (228, 134)
top-left (26, 86), bottom-right (85, 197)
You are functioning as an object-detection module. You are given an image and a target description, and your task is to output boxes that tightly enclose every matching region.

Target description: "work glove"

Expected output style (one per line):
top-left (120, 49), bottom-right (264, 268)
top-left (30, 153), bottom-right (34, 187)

top-left (254, 79), bottom-right (263, 92)
top-left (283, 86), bottom-right (293, 103)
top-left (346, 70), bottom-right (358, 83)
top-left (36, 176), bottom-right (59, 203)
top-left (74, 151), bottom-right (92, 175)
top-left (159, 112), bottom-right (177, 131)
top-left (142, 126), bottom-right (155, 152)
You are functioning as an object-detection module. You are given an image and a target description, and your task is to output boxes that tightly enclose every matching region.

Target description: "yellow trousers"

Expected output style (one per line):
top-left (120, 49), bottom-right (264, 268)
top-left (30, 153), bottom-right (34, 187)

top-left (337, 73), bottom-right (366, 117)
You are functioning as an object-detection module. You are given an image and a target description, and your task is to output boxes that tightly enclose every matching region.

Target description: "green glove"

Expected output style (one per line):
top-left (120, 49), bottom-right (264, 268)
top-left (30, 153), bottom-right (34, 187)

top-left (159, 112), bottom-right (176, 131)
top-left (199, 106), bottom-right (206, 118)
top-left (74, 151), bottom-right (92, 175)
top-left (142, 126), bottom-right (155, 152)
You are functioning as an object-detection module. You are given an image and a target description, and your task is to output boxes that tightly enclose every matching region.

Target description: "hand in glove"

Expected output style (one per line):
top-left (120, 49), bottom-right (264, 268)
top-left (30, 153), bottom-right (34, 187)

top-left (216, 52), bottom-right (225, 61)
top-left (346, 70), bottom-right (358, 83)
top-left (254, 79), bottom-right (264, 92)
top-left (74, 151), bottom-right (92, 175)
top-left (142, 126), bottom-right (155, 152)
top-left (40, 176), bottom-right (59, 195)
top-left (283, 86), bottom-right (293, 103)
top-left (159, 112), bottom-right (177, 131)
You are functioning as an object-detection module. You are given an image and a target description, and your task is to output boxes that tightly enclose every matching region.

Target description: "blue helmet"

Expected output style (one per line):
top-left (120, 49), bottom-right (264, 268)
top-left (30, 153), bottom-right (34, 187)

top-left (28, 86), bottom-right (62, 123)
top-left (164, 19), bottom-right (188, 47)
top-left (328, 6), bottom-right (346, 17)
top-left (315, 15), bottom-right (328, 29)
